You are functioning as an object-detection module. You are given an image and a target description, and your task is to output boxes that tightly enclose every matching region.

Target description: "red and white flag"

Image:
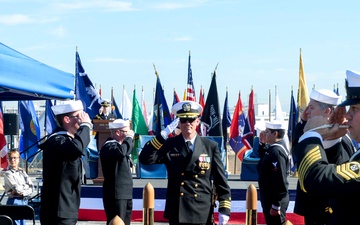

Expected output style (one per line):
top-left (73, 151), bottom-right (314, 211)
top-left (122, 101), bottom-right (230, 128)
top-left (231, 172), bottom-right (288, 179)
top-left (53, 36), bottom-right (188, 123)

top-left (0, 101), bottom-right (9, 169)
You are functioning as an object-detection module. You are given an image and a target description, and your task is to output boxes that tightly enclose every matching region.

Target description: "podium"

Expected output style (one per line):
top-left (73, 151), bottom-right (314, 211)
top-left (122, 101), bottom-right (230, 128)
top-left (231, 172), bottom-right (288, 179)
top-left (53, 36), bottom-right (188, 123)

top-left (92, 119), bottom-right (113, 184)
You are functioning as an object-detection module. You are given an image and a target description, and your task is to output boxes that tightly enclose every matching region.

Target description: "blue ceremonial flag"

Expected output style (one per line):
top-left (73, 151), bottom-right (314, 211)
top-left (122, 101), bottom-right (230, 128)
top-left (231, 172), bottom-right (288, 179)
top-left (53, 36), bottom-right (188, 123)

top-left (288, 89), bottom-right (298, 148)
top-left (19, 100), bottom-right (40, 162)
top-left (151, 69), bottom-right (172, 136)
top-left (111, 87), bottom-right (122, 119)
top-left (222, 89), bottom-right (231, 149)
top-left (75, 51), bottom-right (102, 119)
top-left (45, 100), bottom-right (57, 135)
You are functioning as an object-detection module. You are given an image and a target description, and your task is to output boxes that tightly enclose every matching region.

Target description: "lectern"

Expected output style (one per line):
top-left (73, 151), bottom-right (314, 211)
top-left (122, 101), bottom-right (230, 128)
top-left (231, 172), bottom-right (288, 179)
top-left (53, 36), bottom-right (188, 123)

top-left (92, 119), bottom-right (113, 184)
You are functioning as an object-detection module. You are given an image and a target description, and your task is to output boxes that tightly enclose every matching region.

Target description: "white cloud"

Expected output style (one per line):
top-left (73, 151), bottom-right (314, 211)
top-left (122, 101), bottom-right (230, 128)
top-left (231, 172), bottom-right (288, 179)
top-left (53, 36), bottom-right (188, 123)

top-left (154, 0), bottom-right (208, 10)
top-left (91, 57), bottom-right (132, 63)
top-left (0, 14), bottom-right (34, 25)
top-left (173, 36), bottom-right (192, 41)
top-left (51, 26), bottom-right (67, 38)
top-left (54, 0), bottom-right (138, 12)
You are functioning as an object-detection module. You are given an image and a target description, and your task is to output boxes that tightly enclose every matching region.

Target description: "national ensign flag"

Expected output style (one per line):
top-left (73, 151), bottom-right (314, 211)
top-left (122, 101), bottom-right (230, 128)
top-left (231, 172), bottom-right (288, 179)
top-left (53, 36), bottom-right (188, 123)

top-left (186, 51), bottom-right (196, 102)
top-left (229, 92), bottom-right (247, 161)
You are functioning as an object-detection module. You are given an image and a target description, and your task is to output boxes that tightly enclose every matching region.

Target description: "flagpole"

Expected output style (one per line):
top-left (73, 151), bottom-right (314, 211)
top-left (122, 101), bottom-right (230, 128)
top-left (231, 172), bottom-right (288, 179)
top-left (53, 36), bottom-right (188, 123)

top-left (268, 89), bottom-right (271, 122)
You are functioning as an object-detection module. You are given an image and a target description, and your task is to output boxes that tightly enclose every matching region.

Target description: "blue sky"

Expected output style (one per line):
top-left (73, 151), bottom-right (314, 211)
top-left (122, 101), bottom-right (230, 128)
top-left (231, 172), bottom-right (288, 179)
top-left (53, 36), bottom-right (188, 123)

top-left (1, 0), bottom-right (360, 114)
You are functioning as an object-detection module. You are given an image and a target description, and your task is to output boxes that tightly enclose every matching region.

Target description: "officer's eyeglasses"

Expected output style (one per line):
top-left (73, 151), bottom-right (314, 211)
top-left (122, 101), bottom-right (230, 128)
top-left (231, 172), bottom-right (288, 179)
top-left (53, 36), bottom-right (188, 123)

top-left (179, 118), bottom-right (196, 123)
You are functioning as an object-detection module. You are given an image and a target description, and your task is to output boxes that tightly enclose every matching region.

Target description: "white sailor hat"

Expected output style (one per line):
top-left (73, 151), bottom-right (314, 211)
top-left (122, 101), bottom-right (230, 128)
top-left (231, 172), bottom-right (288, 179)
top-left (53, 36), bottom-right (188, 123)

top-left (310, 89), bottom-right (341, 106)
top-left (101, 99), bottom-right (111, 107)
top-left (339, 70), bottom-right (360, 106)
top-left (51, 100), bottom-right (83, 115)
top-left (171, 100), bottom-right (203, 118)
top-left (109, 119), bottom-right (130, 129)
top-left (265, 121), bottom-right (286, 130)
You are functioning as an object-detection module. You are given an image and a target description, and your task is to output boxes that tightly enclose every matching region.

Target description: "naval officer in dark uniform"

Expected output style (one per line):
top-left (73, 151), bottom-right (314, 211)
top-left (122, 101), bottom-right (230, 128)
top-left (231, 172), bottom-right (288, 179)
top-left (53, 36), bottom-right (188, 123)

top-left (139, 100), bottom-right (231, 225)
top-left (39, 100), bottom-right (92, 225)
top-left (292, 89), bottom-right (356, 225)
top-left (100, 119), bottom-right (134, 225)
top-left (294, 69), bottom-right (360, 225)
top-left (93, 99), bottom-right (117, 120)
top-left (257, 121), bottom-right (290, 225)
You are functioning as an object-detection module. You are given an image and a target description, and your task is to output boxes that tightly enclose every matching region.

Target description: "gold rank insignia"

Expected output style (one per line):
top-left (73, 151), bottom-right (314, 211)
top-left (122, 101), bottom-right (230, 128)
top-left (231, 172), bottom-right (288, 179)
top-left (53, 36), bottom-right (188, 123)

top-left (336, 161), bottom-right (360, 180)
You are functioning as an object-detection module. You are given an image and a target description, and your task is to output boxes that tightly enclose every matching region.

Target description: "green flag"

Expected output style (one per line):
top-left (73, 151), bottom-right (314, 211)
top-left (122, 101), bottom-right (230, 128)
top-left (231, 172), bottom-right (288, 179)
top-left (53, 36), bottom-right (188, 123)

top-left (131, 88), bottom-right (149, 164)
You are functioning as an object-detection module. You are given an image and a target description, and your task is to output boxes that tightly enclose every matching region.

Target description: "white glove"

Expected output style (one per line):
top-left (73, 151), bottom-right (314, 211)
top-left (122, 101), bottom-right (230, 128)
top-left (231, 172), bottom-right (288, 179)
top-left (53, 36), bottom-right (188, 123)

top-left (218, 213), bottom-right (229, 225)
top-left (126, 130), bottom-right (135, 139)
top-left (160, 118), bottom-right (179, 139)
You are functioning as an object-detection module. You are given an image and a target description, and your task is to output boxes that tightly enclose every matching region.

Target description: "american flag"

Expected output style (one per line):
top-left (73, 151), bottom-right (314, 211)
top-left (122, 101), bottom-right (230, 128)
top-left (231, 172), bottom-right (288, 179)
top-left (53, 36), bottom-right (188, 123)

top-left (186, 51), bottom-right (196, 101)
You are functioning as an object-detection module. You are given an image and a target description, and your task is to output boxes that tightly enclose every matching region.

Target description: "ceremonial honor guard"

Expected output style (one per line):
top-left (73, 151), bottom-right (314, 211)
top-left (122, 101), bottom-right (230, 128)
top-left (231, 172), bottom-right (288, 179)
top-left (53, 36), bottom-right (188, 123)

top-left (294, 70), bottom-right (360, 225)
top-left (257, 121), bottom-right (290, 225)
top-left (39, 100), bottom-right (92, 225)
top-left (293, 89), bottom-right (356, 225)
top-left (139, 100), bottom-right (231, 225)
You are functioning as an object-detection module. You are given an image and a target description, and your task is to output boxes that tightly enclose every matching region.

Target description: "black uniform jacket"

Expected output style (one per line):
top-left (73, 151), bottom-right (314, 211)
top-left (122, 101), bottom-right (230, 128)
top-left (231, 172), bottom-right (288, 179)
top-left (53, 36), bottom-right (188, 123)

top-left (100, 137), bottom-right (134, 200)
top-left (39, 124), bottom-right (91, 219)
top-left (294, 131), bottom-right (360, 225)
top-left (257, 140), bottom-right (290, 209)
top-left (294, 134), bottom-right (355, 216)
top-left (139, 134), bottom-right (231, 224)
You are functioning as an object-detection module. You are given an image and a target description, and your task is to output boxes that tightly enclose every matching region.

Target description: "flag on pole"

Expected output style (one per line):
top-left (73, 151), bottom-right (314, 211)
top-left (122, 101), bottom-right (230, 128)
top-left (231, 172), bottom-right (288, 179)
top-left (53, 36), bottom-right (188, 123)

top-left (19, 100), bottom-right (40, 162)
top-left (288, 89), bottom-right (298, 149)
top-left (274, 86), bottom-right (285, 121)
top-left (151, 65), bottom-right (172, 136)
top-left (242, 88), bottom-right (256, 150)
top-left (45, 100), bottom-right (57, 135)
top-left (183, 89), bottom-right (186, 101)
top-left (111, 87), bottom-right (122, 119)
top-left (0, 101), bottom-right (9, 169)
top-left (171, 89), bottom-right (181, 119)
top-left (141, 86), bottom-right (149, 127)
top-left (75, 50), bottom-right (102, 119)
top-left (201, 70), bottom-right (222, 136)
top-left (229, 92), bottom-right (247, 161)
top-left (297, 48), bottom-right (309, 121)
top-left (199, 86), bottom-right (205, 116)
top-left (131, 88), bottom-right (149, 164)
top-left (222, 88), bottom-right (232, 150)
top-left (121, 86), bottom-right (132, 120)
top-left (186, 51), bottom-right (196, 102)
top-left (148, 88), bottom-right (155, 135)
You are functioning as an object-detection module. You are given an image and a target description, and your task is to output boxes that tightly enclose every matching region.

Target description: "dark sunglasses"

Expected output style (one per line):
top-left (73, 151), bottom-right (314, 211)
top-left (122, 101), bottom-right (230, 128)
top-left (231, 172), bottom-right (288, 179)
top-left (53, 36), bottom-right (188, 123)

top-left (179, 117), bottom-right (196, 123)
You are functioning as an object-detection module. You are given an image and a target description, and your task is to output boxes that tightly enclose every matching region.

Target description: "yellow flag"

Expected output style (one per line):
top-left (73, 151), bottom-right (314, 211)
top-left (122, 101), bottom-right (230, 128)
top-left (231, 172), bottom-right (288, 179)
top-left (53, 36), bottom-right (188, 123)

top-left (183, 88), bottom-right (187, 101)
top-left (297, 48), bottom-right (309, 119)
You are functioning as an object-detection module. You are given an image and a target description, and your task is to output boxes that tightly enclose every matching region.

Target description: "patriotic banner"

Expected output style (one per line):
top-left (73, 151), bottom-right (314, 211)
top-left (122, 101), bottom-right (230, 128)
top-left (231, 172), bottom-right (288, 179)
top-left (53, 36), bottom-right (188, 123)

top-left (0, 101), bottom-right (8, 169)
top-left (78, 186), bottom-right (304, 225)
top-left (186, 51), bottom-right (196, 101)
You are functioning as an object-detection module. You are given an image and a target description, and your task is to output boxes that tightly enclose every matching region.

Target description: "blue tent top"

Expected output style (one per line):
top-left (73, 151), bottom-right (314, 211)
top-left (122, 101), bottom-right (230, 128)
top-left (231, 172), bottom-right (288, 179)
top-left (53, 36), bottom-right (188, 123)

top-left (0, 42), bottom-right (75, 101)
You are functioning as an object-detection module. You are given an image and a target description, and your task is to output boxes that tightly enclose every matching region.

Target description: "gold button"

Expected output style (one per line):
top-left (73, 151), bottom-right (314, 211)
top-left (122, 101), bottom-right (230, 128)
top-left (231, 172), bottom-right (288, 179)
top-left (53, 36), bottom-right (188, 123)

top-left (200, 170), bottom-right (205, 174)
top-left (194, 184), bottom-right (198, 188)
top-left (194, 194), bottom-right (198, 198)
top-left (180, 193), bottom-right (184, 196)
top-left (181, 182), bottom-right (184, 186)
top-left (194, 175), bottom-right (198, 178)
top-left (181, 173), bottom-right (185, 176)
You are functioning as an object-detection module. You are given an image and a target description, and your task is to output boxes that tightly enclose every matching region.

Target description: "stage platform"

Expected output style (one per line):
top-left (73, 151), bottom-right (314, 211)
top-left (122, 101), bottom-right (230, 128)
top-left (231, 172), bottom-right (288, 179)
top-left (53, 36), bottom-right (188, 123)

top-left (2, 174), bottom-right (303, 225)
